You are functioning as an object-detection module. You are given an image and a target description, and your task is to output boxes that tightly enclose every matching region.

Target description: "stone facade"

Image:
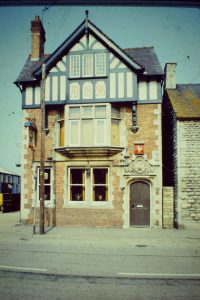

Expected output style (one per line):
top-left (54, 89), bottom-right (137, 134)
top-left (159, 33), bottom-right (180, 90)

top-left (163, 82), bottom-right (200, 229)
top-left (177, 121), bottom-right (200, 228)
top-left (163, 187), bottom-right (174, 228)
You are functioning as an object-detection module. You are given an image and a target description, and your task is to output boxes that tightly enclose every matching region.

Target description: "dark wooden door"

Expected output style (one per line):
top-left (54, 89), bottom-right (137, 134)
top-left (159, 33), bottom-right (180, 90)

top-left (130, 181), bottom-right (150, 226)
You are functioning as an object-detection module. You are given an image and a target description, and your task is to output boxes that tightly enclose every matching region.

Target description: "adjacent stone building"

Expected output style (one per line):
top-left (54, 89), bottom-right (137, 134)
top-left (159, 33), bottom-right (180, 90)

top-left (15, 15), bottom-right (164, 228)
top-left (163, 63), bottom-right (200, 229)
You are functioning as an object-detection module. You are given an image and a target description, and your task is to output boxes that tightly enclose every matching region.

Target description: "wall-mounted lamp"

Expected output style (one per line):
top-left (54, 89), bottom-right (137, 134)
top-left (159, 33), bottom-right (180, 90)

top-left (45, 128), bottom-right (49, 135)
top-left (24, 120), bottom-right (37, 130)
top-left (130, 125), bottom-right (139, 134)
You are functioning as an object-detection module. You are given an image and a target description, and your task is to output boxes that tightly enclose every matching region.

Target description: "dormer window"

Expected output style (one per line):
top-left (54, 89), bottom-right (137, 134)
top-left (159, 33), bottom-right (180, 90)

top-left (69, 53), bottom-right (106, 78)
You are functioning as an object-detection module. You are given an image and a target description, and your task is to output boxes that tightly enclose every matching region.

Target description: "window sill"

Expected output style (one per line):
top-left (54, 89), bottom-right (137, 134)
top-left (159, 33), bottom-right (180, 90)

top-left (68, 76), bottom-right (108, 80)
top-left (63, 201), bottom-right (113, 209)
top-left (55, 146), bottom-right (124, 158)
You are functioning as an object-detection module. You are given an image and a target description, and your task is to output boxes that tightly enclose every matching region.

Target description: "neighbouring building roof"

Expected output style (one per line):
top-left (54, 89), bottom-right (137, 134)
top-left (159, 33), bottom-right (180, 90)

top-left (166, 84), bottom-right (200, 119)
top-left (15, 19), bottom-right (163, 84)
top-left (0, 167), bottom-right (20, 176)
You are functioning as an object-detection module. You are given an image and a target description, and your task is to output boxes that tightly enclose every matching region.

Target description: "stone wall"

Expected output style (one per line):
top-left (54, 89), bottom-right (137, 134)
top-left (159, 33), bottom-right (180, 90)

top-left (177, 120), bottom-right (200, 228)
top-left (163, 187), bottom-right (174, 228)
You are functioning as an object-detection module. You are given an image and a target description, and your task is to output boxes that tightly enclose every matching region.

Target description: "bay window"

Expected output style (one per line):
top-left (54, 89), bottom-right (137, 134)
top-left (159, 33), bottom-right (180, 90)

top-left (111, 106), bottom-right (120, 146)
top-left (68, 104), bottom-right (109, 147)
top-left (66, 104), bottom-right (121, 147)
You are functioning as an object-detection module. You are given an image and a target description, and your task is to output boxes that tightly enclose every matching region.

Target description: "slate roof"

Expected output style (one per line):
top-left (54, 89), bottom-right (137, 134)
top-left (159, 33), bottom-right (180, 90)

top-left (15, 54), bottom-right (50, 84)
top-left (124, 47), bottom-right (163, 76)
top-left (166, 84), bottom-right (200, 119)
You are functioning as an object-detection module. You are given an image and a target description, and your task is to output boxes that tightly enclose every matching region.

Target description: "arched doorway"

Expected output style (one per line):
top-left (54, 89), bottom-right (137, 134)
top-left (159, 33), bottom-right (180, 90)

top-left (130, 181), bottom-right (150, 226)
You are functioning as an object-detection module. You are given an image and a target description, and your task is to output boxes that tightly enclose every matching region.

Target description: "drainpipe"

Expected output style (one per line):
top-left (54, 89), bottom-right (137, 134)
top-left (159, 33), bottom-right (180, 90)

top-left (33, 169), bottom-right (37, 234)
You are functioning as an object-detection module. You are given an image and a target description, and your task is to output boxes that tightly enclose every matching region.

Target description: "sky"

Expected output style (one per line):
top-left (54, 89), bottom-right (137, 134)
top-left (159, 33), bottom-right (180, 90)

top-left (0, 5), bottom-right (200, 174)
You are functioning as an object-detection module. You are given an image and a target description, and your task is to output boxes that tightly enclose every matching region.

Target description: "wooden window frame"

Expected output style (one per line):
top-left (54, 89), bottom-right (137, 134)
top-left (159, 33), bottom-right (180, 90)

top-left (68, 168), bottom-right (86, 202)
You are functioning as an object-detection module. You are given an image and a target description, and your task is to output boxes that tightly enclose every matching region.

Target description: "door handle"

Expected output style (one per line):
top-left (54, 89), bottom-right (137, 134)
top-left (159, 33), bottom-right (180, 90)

top-left (131, 204), bottom-right (135, 208)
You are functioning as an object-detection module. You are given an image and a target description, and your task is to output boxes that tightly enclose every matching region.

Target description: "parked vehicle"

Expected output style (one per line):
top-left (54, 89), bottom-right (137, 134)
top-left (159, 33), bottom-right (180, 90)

top-left (0, 193), bottom-right (20, 213)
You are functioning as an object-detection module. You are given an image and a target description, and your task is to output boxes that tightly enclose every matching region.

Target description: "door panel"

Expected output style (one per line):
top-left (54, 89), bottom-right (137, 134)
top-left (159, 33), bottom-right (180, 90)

top-left (130, 181), bottom-right (150, 226)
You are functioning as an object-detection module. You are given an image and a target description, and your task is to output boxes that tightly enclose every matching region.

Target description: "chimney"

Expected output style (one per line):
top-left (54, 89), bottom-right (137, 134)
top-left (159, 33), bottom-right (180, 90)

top-left (31, 16), bottom-right (46, 61)
top-left (164, 63), bottom-right (177, 89)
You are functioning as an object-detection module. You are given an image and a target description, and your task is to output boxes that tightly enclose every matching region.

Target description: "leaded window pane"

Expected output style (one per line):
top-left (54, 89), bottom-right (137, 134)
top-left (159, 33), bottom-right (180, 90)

top-left (95, 53), bottom-right (106, 76)
top-left (82, 54), bottom-right (93, 77)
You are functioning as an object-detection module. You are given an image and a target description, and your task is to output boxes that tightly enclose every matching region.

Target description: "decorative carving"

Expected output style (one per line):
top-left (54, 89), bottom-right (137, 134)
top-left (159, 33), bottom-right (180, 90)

top-left (125, 156), bottom-right (156, 176)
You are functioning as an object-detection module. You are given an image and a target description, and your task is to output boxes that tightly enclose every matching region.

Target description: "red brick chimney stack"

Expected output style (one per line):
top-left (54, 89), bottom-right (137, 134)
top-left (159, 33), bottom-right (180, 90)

top-left (31, 16), bottom-right (46, 61)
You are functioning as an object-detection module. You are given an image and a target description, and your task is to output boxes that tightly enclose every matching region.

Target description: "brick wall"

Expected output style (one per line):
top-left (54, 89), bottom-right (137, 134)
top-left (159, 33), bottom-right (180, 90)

top-left (123, 104), bottom-right (160, 159)
top-left (21, 103), bottom-right (162, 228)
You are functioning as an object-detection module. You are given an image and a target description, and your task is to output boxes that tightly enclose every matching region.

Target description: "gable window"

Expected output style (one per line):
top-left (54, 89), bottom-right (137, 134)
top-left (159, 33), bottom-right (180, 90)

top-left (82, 54), bottom-right (93, 77)
top-left (95, 53), bottom-right (106, 76)
top-left (70, 55), bottom-right (80, 78)
top-left (69, 53), bottom-right (106, 78)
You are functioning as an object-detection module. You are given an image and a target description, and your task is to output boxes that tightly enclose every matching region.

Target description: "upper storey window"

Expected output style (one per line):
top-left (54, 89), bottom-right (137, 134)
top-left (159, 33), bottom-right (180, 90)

top-left (69, 53), bottom-right (106, 78)
top-left (70, 55), bottom-right (80, 78)
top-left (82, 54), bottom-right (93, 77)
top-left (95, 53), bottom-right (106, 76)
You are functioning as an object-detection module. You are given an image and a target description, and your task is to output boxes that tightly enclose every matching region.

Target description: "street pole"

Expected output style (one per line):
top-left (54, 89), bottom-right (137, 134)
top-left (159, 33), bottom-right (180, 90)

top-left (40, 63), bottom-right (46, 234)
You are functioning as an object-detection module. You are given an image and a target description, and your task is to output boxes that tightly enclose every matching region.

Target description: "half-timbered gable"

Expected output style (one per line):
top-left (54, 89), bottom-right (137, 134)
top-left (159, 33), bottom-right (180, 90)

top-left (16, 19), bottom-right (162, 108)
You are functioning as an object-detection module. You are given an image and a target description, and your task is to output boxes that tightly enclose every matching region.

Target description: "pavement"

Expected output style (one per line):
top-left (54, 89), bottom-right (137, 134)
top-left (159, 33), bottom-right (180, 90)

top-left (0, 211), bottom-right (200, 280)
top-left (1, 210), bottom-right (200, 243)
top-left (1, 211), bottom-right (200, 300)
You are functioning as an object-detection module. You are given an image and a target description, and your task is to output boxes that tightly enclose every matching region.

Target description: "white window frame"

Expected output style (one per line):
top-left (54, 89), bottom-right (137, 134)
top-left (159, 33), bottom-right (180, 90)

top-left (67, 104), bottom-right (109, 147)
top-left (82, 54), bottom-right (93, 77)
top-left (69, 53), bottom-right (106, 79)
top-left (70, 55), bottom-right (80, 78)
top-left (95, 119), bottom-right (107, 146)
top-left (69, 120), bottom-right (81, 146)
top-left (95, 53), bottom-right (106, 77)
